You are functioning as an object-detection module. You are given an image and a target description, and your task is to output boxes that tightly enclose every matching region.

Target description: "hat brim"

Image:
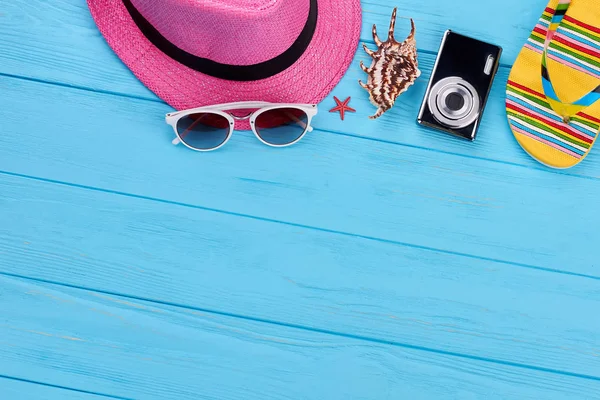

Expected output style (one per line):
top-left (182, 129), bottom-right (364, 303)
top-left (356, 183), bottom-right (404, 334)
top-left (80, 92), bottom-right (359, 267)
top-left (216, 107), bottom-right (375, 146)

top-left (87, 0), bottom-right (361, 129)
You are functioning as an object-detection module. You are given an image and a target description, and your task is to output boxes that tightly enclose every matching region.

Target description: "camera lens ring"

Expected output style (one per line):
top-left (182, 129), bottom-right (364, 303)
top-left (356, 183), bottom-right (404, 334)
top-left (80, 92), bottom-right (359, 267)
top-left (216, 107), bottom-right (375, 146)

top-left (427, 77), bottom-right (480, 129)
top-left (438, 86), bottom-right (471, 117)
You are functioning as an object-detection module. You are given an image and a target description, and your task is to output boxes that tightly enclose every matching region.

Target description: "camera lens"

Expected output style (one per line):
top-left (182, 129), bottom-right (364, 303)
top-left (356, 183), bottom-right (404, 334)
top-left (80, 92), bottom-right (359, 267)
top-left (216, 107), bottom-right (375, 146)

top-left (445, 92), bottom-right (465, 111)
top-left (427, 77), bottom-right (480, 129)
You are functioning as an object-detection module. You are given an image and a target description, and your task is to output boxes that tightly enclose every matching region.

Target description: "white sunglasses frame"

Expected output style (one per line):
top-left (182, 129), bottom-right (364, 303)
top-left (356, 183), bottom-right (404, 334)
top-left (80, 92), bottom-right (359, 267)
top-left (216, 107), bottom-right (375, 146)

top-left (165, 101), bottom-right (318, 152)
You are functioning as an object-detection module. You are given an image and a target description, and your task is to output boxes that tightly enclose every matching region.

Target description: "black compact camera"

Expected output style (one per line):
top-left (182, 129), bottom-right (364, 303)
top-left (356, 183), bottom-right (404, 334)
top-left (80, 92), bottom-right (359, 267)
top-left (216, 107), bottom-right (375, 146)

top-left (417, 30), bottom-right (502, 141)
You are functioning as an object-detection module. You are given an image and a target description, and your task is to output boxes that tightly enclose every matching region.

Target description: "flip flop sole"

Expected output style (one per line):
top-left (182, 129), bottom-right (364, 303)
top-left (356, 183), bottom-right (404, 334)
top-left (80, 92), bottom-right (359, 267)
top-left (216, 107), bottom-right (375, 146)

top-left (507, 0), bottom-right (600, 169)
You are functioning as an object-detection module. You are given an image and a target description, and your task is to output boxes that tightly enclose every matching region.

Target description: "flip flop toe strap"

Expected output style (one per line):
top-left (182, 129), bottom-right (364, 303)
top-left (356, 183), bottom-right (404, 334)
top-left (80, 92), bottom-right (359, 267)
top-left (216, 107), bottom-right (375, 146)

top-left (541, 0), bottom-right (600, 122)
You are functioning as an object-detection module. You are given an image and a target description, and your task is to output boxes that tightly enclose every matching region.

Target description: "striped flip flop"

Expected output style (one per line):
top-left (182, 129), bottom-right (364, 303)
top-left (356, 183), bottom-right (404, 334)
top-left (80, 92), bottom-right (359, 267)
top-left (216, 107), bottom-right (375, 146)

top-left (506, 0), bottom-right (600, 169)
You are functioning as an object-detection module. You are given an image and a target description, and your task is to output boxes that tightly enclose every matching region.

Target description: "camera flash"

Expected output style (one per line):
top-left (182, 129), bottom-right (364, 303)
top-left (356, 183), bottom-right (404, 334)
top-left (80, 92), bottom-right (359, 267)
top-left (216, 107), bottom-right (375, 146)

top-left (484, 55), bottom-right (495, 75)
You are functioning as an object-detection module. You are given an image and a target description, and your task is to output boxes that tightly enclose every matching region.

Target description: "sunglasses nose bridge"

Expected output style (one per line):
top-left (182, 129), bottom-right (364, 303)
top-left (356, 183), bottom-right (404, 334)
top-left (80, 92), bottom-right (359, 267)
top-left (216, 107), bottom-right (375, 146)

top-left (230, 111), bottom-right (254, 121)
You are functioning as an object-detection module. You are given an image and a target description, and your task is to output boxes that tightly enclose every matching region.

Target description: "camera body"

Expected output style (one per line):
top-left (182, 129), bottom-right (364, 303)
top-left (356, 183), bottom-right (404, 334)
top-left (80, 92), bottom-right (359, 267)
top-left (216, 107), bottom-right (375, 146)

top-left (417, 30), bottom-right (502, 141)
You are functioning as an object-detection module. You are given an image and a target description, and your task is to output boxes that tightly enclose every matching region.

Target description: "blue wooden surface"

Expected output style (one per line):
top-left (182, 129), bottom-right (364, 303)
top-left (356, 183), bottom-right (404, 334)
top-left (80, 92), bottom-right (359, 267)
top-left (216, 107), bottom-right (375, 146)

top-left (1, 0), bottom-right (600, 398)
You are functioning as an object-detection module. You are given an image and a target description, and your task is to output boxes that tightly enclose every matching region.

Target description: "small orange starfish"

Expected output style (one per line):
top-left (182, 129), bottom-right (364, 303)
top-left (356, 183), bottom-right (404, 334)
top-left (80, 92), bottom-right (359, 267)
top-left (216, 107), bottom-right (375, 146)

top-left (329, 96), bottom-right (356, 121)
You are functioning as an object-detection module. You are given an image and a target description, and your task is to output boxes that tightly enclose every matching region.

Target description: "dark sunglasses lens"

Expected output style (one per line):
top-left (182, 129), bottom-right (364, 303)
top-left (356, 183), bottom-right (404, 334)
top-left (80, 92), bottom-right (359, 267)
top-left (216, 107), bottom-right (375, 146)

top-left (176, 113), bottom-right (231, 150)
top-left (255, 108), bottom-right (309, 146)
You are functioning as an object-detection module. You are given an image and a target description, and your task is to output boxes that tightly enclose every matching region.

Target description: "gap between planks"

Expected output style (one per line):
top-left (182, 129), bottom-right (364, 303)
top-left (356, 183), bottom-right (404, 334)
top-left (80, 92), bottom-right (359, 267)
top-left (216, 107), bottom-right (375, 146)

top-left (2, 169), bottom-right (600, 283)
top-left (0, 374), bottom-right (131, 399)
top-left (0, 70), bottom-right (598, 185)
top-left (2, 271), bottom-right (600, 384)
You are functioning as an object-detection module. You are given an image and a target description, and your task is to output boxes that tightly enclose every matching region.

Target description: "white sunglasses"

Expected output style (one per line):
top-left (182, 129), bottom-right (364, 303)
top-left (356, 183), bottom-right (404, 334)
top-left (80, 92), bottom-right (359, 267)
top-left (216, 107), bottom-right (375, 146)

top-left (165, 101), bottom-right (318, 151)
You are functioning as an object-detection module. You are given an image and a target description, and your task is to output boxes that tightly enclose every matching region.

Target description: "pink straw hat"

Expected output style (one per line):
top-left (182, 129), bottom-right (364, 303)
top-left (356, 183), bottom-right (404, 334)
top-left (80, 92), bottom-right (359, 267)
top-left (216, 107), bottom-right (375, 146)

top-left (87, 0), bottom-right (362, 127)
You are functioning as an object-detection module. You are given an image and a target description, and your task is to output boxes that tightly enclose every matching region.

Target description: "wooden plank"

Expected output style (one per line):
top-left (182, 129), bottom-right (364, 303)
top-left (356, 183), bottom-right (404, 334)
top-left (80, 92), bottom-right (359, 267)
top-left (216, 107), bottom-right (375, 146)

top-left (1, 274), bottom-right (598, 399)
top-left (0, 0), bottom-right (543, 91)
top-left (0, 376), bottom-right (119, 400)
top-left (1, 76), bottom-right (598, 277)
top-left (1, 173), bottom-right (599, 381)
top-left (3, 0), bottom-right (598, 179)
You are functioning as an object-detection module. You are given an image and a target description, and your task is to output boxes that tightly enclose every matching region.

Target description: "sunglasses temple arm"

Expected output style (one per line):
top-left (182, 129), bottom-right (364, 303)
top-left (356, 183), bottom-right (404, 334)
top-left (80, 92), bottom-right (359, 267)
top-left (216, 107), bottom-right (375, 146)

top-left (172, 114), bottom-right (209, 145)
top-left (285, 111), bottom-right (313, 132)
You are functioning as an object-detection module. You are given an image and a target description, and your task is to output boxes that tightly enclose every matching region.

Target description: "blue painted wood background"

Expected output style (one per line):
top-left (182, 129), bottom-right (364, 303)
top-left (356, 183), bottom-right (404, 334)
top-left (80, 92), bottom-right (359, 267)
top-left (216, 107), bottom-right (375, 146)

top-left (1, 0), bottom-right (599, 398)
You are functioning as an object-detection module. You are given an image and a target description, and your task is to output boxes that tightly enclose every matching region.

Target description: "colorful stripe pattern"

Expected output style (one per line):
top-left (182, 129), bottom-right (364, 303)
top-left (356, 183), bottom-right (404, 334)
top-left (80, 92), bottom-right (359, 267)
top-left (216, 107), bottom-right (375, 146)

top-left (525, 2), bottom-right (600, 119)
top-left (507, 80), bottom-right (599, 159)
top-left (527, 9), bottom-right (600, 80)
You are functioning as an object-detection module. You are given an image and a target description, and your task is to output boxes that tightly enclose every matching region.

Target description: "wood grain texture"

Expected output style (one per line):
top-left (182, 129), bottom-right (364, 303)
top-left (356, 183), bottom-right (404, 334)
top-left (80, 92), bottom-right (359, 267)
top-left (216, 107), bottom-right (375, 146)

top-left (1, 172), bottom-right (600, 384)
top-left (3, 0), bottom-right (600, 179)
top-left (1, 76), bottom-right (598, 277)
top-left (1, 273), bottom-right (599, 399)
top-left (0, 377), bottom-right (117, 400)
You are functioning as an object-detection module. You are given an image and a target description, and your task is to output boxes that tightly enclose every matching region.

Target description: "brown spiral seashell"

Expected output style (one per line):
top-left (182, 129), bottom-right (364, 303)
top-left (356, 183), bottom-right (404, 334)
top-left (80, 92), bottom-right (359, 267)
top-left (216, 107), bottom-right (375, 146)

top-left (359, 8), bottom-right (421, 119)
